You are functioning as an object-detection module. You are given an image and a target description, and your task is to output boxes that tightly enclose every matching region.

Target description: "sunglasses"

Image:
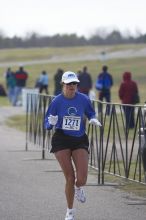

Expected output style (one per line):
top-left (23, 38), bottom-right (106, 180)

top-left (66, 82), bottom-right (78, 85)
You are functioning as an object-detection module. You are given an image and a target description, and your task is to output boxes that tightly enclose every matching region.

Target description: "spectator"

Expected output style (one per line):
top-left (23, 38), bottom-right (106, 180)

top-left (95, 65), bottom-right (113, 115)
top-left (4, 67), bottom-right (12, 88)
top-left (7, 71), bottom-right (16, 104)
top-left (119, 71), bottom-right (139, 129)
top-left (77, 66), bottom-right (92, 96)
top-left (13, 66), bottom-right (28, 106)
top-left (54, 68), bottom-right (63, 95)
top-left (38, 70), bottom-right (49, 94)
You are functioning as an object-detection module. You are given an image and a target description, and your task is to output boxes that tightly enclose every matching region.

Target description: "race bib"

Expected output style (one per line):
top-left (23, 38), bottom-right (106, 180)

top-left (62, 116), bottom-right (81, 130)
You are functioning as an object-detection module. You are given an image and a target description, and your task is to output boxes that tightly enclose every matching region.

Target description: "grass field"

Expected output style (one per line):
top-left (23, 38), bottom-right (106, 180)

top-left (0, 44), bottom-right (146, 105)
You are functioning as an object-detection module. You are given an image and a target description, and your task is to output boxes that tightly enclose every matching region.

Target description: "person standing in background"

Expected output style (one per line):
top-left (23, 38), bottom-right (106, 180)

top-left (119, 71), bottom-right (139, 129)
top-left (54, 68), bottom-right (63, 95)
top-left (6, 71), bottom-right (16, 104)
top-left (13, 66), bottom-right (28, 106)
top-left (95, 65), bottom-right (113, 115)
top-left (38, 70), bottom-right (49, 94)
top-left (77, 66), bottom-right (92, 96)
top-left (4, 67), bottom-right (12, 88)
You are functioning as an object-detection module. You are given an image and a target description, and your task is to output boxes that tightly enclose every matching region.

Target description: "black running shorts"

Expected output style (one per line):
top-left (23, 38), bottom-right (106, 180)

top-left (50, 129), bottom-right (89, 153)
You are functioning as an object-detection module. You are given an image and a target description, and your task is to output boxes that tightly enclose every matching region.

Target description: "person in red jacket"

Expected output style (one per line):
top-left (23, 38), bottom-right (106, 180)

top-left (13, 66), bottom-right (28, 106)
top-left (119, 71), bottom-right (139, 129)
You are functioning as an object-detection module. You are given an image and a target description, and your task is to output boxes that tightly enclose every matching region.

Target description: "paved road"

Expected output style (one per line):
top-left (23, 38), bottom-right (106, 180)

top-left (0, 106), bottom-right (146, 220)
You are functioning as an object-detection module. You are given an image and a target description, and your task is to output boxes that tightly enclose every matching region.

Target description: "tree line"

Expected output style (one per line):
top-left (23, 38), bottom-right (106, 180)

top-left (0, 30), bottom-right (146, 49)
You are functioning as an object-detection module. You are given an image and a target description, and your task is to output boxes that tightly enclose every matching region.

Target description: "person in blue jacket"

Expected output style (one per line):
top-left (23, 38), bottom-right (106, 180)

top-left (38, 70), bottom-right (49, 94)
top-left (44, 71), bottom-right (101, 220)
top-left (96, 65), bottom-right (113, 115)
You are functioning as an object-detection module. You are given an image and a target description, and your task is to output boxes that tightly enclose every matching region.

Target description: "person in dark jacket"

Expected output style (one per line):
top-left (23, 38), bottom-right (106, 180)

top-left (119, 71), bottom-right (139, 129)
top-left (77, 66), bottom-right (92, 96)
top-left (13, 66), bottom-right (28, 106)
top-left (54, 68), bottom-right (63, 96)
top-left (4, 67), bottom-right (12, 88)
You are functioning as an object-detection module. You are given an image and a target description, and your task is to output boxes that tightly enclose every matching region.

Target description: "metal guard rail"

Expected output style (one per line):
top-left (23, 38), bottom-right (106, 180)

top-left (25, 93), bottom-right (146, 185)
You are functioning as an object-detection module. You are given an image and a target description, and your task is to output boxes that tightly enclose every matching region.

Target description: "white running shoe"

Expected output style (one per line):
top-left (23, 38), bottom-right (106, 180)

top-left (65, 209), bottom-right (75, 220)
top-left (75, 186), bottom-right (86, 203)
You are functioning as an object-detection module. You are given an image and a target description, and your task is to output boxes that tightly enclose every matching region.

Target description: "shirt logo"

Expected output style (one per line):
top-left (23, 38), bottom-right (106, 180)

top-left (68, 107), bottom-right (77, 116)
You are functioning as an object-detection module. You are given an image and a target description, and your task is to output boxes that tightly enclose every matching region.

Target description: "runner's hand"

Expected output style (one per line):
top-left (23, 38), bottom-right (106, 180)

top-left (48, 115), bottom-right (58, 125)
top-left (89, 118), bottom-right (102, 127)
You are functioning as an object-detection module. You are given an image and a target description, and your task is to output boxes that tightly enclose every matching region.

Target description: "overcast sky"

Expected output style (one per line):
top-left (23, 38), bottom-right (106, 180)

top-left (0, 0), bottom-right (146, 38)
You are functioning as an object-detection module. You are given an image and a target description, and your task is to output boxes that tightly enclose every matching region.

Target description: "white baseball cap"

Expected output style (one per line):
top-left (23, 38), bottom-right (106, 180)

top-left (61, 71), bottom-right (80, 84)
